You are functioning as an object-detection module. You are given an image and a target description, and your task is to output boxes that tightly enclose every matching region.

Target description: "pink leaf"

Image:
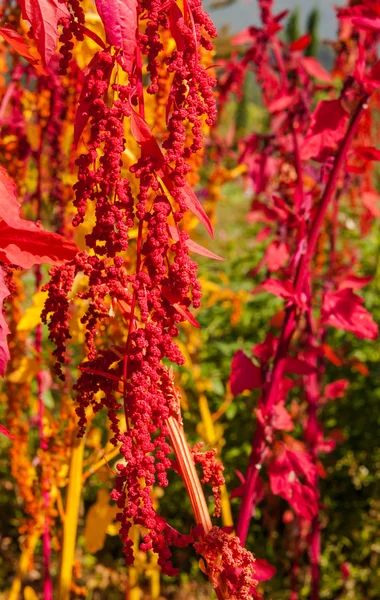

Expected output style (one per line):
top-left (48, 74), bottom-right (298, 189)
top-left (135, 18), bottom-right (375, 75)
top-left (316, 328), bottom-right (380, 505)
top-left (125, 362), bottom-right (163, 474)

top-left (230, 350), bottom-right (262, 396)
top-left (19, 0), bottom-right (69, 66)
top-left (0, 267), bottom-right (10, 378)
top-left (301, 100), bottom-right (349, 161)
top-left (95, 0), bottom-right (137, 73)
top-left (299, 57), bottom-right (332, 83)
top-left (322, 289), bottom-right (378, 340)
top-left (168, 226), bottom-right (223, 260)
top-left (0, 26), bottom-right (47, 76)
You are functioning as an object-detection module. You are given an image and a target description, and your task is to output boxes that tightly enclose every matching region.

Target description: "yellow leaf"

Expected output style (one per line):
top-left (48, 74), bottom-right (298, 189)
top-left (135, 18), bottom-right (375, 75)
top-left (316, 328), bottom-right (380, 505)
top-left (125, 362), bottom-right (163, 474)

top-left (24, 587), bottom-right (39, 600)
top-left (17, 291), bottom-right (48, 332)
top-left (84, 489), bottom-right (118, 554)
top-left (7, 357), bottom-right (40, 384)
top-left (106, 522), bottom-right (120, 536)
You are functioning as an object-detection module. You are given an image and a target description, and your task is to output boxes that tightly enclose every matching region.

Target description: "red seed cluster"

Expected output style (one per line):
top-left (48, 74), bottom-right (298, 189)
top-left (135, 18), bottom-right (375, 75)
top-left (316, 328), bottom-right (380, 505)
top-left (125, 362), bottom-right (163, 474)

top-left (194, 527), bottom-right (259, 600)
top-left (42, 0), bottom-right (225, 577)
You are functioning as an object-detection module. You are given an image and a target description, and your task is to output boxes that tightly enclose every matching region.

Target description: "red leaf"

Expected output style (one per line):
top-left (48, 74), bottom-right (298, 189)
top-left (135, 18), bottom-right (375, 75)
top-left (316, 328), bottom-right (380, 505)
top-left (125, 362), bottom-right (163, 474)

top-left (230, 350), bottom-right (262, 396)
top-left (284, 357), bottom-right (316, 375)
top-left (0, 26), bottom-right (47, 76)
top-left (129, 109), bottom-right (165, 167)
top-left (129, 111), bottom-right (213, 237)
top-left (0, 168), bottom-right (78, 268)
top-left (268, 95), bottom-right (294, 113)
top-left (255, 279), bottom-right (302, 307)
top-left (351, 16), bottom-right (380, 32)
top-left (322, 289), bottom-right (378, 340)
top-left (323, 379), bottom-right (349, 402)
top-left (19, 0), bottom-right (69, 66)
top-left (0, 268), bottom-right (11, 378)
top-left (290, 34), bottom-right (311, 52)
top-left (168, 226), bottom-right (223, 260)
top-left (231, 27), bottom-right (255, 46)
top-left (355, 145), bottom-right (380, 161)
top-left (341, 562), bottom-right (350, 579)
top-left (301, 100), bottom-right (349, 161)
top-left (254, 559), bottom-right (276, 582)
top-left (169, 1), bottom-right (185, 51)
top-left (177, 184), bottom-right (213, 239)
top-left (264, 241), bottom-right (289, 271)
top-left (337, 274), bottom-right (373, 291)
top-left (256, 401), bottom-right (294, 432)
top-left (362, 191), bottom-right (380, 217)
top-left (252, 333), bottom-right (278, 363)
top-left (299, 57), bottom-right (332, 83)
top-left (173, 302), bottom-right (201, 328)
top-left (268, 446), bottom-right (319, 519)
top-left (0, 423), bottom-right (14, 439)
top-left (95, 0), bottom-right (137, 73)
top-left (161, 287), bottom-right (200, 328)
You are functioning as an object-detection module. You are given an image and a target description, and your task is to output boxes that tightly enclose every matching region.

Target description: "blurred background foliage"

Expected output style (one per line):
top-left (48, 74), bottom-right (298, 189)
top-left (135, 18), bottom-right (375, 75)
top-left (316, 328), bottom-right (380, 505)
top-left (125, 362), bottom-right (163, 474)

top-left (0, 5), bottom-right (379, 600)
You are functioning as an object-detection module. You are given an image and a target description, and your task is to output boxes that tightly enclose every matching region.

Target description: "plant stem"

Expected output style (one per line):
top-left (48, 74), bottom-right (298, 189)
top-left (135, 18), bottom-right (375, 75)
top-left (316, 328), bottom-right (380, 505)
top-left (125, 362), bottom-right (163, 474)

top-left (166, 416), bottom-right (228, 600)
top-left (57, 436), bottom-right (85, 600)
top-left (236, 94), bottom-right (369, 545)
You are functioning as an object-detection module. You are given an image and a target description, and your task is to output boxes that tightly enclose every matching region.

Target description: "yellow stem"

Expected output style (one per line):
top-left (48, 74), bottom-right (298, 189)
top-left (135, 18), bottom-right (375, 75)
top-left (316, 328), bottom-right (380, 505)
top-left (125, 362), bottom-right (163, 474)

top-left (149, 553), bottom-right (160, 600)
top-left (199, 394), bottom-right (233, 528)
top-left (82, 446), bottom-right (120, 482)
top-left (127, 526), bottom-right (140, 600)
top-left (8, 530), bottom-right (40, 600)
top-left (57, 436), bottom-right (85, 600)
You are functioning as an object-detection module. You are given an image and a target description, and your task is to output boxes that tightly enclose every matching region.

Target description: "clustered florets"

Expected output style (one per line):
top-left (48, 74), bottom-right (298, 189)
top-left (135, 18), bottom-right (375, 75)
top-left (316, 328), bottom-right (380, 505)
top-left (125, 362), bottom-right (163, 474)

top-left (194, 527), bottom-right (259, 600)
top-left (40, 0), bottom-right (230, 578)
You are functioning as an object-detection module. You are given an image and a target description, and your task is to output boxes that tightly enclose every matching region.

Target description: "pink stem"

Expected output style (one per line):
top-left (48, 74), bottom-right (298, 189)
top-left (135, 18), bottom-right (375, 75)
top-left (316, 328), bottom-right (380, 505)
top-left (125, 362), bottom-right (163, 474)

top-left (35, 267), bottom-right (52, 600)
top-left (236, 95), bottom-right (369, 545)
